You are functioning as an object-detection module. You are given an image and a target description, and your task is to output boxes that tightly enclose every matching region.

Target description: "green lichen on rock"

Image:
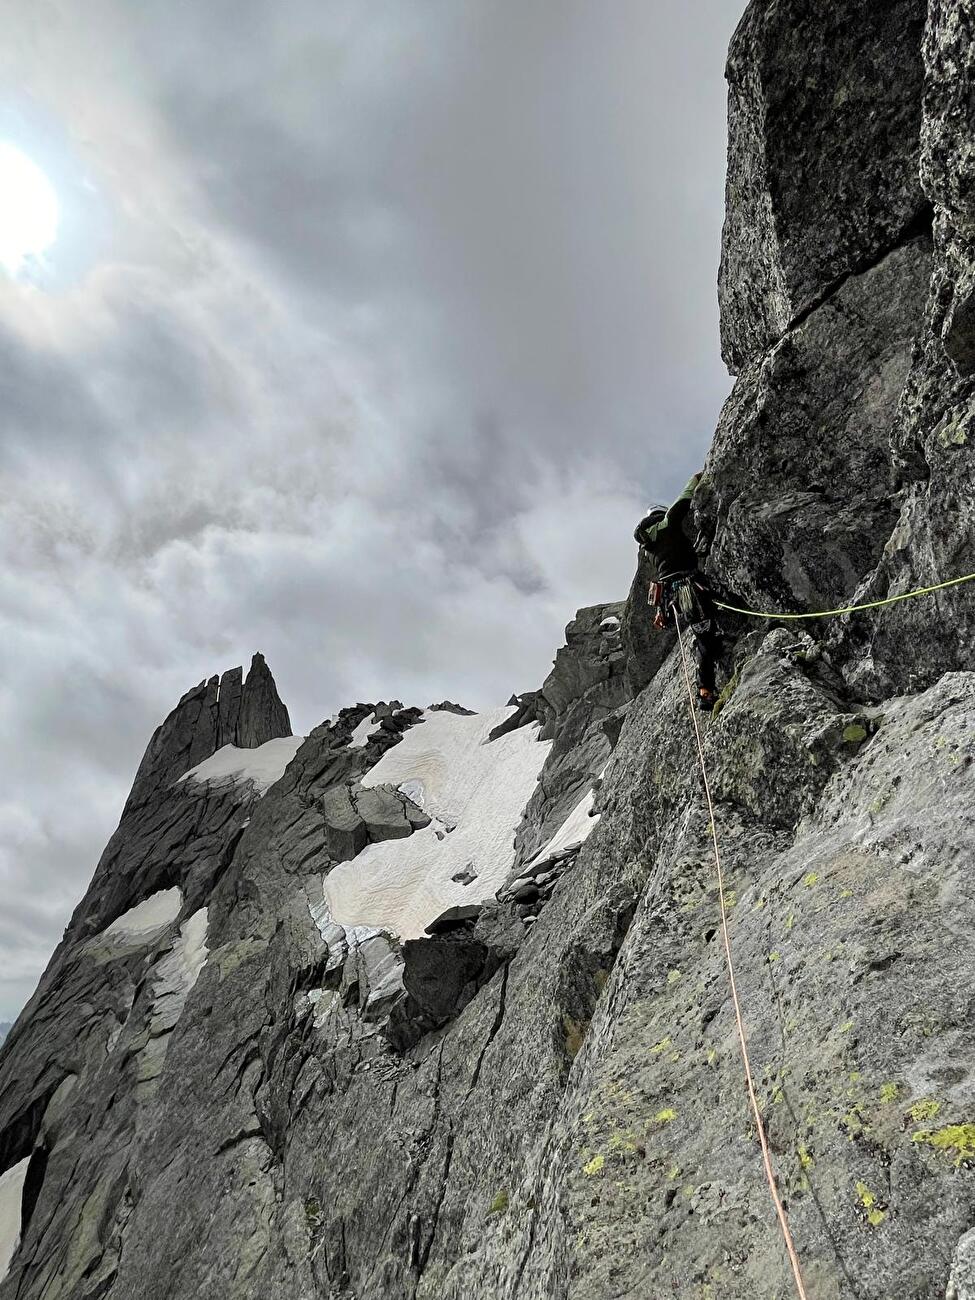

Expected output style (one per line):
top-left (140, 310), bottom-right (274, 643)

top-left (608, 1130), bottom-right (639, 1155)
top-left (842, 723), bottom-right (869, 745)
top-left (855, 1181), bottom-right (887, 1227)
top-left (582, 1155), bottom-right (605, 1177)
top-left (912, 1124), bottom-right (975, 1167)
top-left (842, 1104), bottom-right (867, 1139)
top-left (712, 668), bottom-right (741, 718)
top-left (487, 1189), bottom-right (510, 1215)
top-left (937, 415), bottom-right (969, 447)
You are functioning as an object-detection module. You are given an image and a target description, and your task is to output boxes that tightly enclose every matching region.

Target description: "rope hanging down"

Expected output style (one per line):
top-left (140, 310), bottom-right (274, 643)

top-left (673, 610), bottom-right (810, 1300)
top-left (715, 570), bottom-right (975, 621)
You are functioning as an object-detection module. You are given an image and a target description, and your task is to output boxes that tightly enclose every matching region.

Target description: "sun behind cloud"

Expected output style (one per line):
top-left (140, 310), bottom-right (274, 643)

top-left (0, 141), bottom-right (59, 278)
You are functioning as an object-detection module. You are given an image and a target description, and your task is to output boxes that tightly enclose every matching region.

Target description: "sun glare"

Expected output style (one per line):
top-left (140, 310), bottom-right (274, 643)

top-left (0, 142), bottom-right (60, 277)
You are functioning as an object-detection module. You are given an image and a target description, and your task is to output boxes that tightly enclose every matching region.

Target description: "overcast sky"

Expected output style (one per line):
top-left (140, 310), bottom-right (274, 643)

top-left (0, 0), bottom-right (743, 1020)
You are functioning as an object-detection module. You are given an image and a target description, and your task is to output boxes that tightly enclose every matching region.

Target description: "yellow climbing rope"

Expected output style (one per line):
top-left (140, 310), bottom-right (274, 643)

top-left (673, 610), bottom-right (810, 1300)
top-left (715, 571), bottom-right (975, 621)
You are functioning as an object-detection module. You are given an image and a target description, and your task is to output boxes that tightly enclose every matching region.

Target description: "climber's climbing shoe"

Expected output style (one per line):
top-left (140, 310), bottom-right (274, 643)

top-left (698, 689), bottom-right (715, 713)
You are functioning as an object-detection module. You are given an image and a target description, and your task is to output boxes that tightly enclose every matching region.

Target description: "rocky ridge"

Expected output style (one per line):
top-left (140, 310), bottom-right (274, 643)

top-left (3, 2), bottom-right (975, 1297)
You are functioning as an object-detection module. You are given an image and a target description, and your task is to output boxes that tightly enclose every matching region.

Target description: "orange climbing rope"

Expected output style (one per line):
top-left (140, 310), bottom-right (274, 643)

top-left (673, 610), bottom-right (809, 1300)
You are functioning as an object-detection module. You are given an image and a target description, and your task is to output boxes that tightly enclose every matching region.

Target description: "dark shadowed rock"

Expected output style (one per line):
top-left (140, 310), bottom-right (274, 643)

top-left (216, 666), bottom-right (243, 747)
top-left (320, 782), bottom-right (429, 862)
top-left (125, 654), bottom-right (292, 815)
top-left (424, 905), bottom-right (482, 936)
top-left (702, 236), bottom-right (933, 622)
top-left (320, 785), bottom-right (369, 863)
top-left (236, 652), bottom-right (292, 748)
top-left (124, 675), bottom-right (221, 811)
top-left (537, 602), bottom-right (627, 734)
top-left (486, 691), bottom-right (542, 741)
top-left (720, 0), bottom-right (928, 372)
top-left (385, 936), bottom-right (503, 1052)
top-left (355, 785), bottom-right (431, 840)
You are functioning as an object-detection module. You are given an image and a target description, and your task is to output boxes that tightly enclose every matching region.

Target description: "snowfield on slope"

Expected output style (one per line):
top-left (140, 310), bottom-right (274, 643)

top-left (101, 887), bottom-right (183, 940)
top-left (150, 909), bottom-right (209, 1034)
top-left (348, 712), bottom-right (381, 748)
top-left (0, 1155), bottom-right (29, 1283)
top-left (179, 736), bottom-right (304, 793)
top-left (324, 706), bottom-right (552, 939)
top-left (529, 785), bottom-right (600, 866)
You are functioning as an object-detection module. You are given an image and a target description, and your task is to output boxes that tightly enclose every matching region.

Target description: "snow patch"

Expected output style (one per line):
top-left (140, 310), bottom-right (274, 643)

top-left (300, 987), bottom-right (339, 1028)
top-left (305, 884), bottom-right (400, 1026)
top-left (348, 713), bottom-right (379, 748)
top-left (102, 888), bottom-right (182, 941)
top-left (0, 1156), bottom-right (29, 1284)
top-left (529, 788), bottom-right (600, 866)
top-left (179, 737), bottom-right (304, 793)
top-left (150, 909), bottom-right (209, 1034)
top-left (398, 777), bottom-right (425, 808)
top-left (308, 886), bottom-right (383, 969)
top-left (324, 706), bottom-right (551, 939)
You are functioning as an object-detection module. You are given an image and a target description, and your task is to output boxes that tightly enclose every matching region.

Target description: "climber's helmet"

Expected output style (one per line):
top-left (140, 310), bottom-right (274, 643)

top-left (633, 506), bottom-right (667, 547)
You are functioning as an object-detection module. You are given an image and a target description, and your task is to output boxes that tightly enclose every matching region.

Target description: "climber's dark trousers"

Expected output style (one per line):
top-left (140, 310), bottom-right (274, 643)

top-left (665, 578), bottom-right (722, 695)
top-left (687, 617), bottom-right (721, 694)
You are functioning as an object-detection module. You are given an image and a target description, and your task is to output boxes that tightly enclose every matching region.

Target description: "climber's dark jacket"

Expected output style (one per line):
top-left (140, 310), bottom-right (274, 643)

top-left (635, 473), bottom-right (701, 581)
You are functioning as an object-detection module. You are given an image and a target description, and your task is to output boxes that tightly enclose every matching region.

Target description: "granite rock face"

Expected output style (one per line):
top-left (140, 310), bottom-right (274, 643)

top-left (719, 0), bottom-right (929, 373)
top-left (3, 4), bottom-right (975, 1299)
top-left (125, 650), bottom-right (291, 813)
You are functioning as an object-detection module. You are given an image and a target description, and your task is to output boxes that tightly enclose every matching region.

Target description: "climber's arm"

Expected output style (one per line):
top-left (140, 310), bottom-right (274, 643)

top-left (665, 472), bottom-right (702, 529)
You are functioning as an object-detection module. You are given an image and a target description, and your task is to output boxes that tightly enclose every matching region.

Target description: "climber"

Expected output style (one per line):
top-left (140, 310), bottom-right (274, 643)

top-left (633, 471), bottom-right (723, 711)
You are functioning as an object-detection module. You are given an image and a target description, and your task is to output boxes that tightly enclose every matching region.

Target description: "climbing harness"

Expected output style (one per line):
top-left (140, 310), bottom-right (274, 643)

top-left (653, 574), bottom-right (708, 620)
top-left (715, 571), bottom-right (975, 621)
top-left (673, 609), bottom-right (810, 1300)
top-left (651, 575), bottom-right (709, 632)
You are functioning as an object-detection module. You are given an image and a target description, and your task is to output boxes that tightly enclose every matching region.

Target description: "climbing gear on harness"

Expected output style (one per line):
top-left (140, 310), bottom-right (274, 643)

top-left (715, 571), bottom-right (975, 621)
top-left (652, 576), bottom-right (722, 699)
top-left (649, 581), bottom-right (667, 629)
top-left (673, 608), bottom-right (810, 1300)
top-left (650, 575), bottom-right (707, 623)
top-left (673, 576), bottom-right (698, 620)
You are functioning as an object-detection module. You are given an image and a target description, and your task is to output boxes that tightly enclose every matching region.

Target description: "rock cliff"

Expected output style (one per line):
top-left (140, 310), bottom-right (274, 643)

top-left (2, 2), bottom-right (975, 1297)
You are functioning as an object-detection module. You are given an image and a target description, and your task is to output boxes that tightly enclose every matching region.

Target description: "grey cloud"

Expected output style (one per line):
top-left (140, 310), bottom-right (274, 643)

top-left (0, 1), bottom-right (743, 1019)
top-left (125, 0), bottom-right (739, 471)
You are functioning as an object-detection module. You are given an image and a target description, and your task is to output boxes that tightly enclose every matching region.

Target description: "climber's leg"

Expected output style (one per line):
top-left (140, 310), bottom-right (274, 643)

top-left (688, 581), bottom-right (723, 710)
top-left (690, 620), bottom-right (720, 709)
